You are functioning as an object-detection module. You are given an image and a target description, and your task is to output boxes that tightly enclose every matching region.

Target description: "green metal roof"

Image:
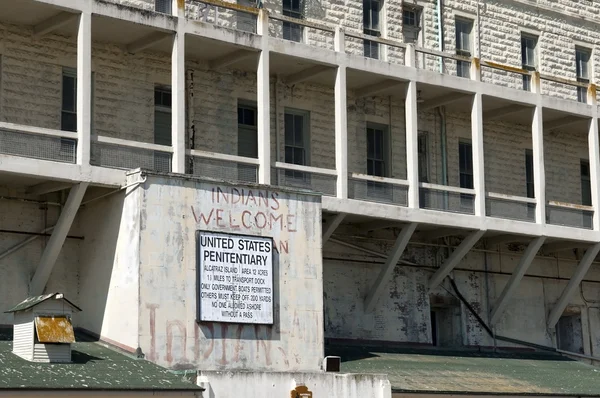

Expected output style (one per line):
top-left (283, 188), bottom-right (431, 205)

top-left (327, 344), bottom-right (600, 396)
top-left (0, 328), bottom-right (202, 392)
top-left (5, 293), bottom-right (81, 313)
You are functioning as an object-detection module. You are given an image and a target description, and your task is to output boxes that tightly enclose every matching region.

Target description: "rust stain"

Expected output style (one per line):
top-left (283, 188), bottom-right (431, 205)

top-left (481, 60), bottom-right (527, 75)
top-left (200, 0), bottom-right (259, 15)
top-left (35, 316), bottom-right (75, 343)
top-left (177, 0), bottom-right (184, 9)
top-left (589, 84), bottom-right (596, 100)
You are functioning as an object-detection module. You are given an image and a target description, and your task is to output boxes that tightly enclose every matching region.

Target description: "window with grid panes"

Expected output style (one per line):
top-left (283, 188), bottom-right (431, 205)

top-left (154, 86), bottom-right (172, 172)
top-left (363, 0), bottom-right (381, 59)
top-left (581, 160), bottom-right (592, 228)
top-left (402, 7), bottom-right (421, 43)
top-left (237, 102), bottom-right (259, 182)
top-left (576, 48), bottom-right (591, 103)
top-left (459, 141), bottom-right (473, 209)
top-left (61, 68), bottom-right (77, 132)
top-left (366, 124), bottom-right (391, 200)
top-left (418, 132), bottom-right (429, 208)
top-left (155, 0), bottom-right (172, 14)
top-left (283, 0), bottom-right (304, 42)
top-left (525, 150), bottom-right (535, 220)
top-left (455, 18), bottom-right (473, 78)
top-left (284, 110), bottom-right (310, 183)
top-left (521, 35), bottom-right (537, 91)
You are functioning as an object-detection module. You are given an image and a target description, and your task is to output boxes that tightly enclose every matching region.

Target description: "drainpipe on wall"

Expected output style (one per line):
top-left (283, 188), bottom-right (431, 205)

top-left (186, 69), bottom-right (196, 173)
top-left (275, 76), bottom-right (281, 165)
top-left (435, 0), bottom-right (444, 73)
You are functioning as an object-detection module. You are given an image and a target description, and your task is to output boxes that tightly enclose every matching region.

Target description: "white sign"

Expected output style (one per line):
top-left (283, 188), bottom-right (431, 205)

top-left (197, 231), bottom-right (274, 324)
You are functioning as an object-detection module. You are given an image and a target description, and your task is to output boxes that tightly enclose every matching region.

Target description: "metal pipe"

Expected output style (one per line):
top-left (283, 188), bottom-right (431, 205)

top-left (275, 75), bottom-right (281, 164)
top-left (186, 68), bottom-right (196, 173)
top-left (0, 196), bottom-right (62, 207)
top-left (0, 229), bottom-right (83, 240)
top-left (435, 0), bottom-right (444, 73)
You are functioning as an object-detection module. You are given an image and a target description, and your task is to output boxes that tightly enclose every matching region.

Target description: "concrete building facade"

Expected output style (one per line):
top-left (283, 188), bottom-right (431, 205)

top-left (2, 0), bottom-right (600, 395)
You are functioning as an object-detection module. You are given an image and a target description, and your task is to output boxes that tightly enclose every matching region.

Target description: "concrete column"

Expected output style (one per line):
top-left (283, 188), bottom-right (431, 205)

top-left (334, 27), bottom-right (348, 199)
top-left (587, 84), bottom-right (600, 230)
top-left (76, 11), bottom-right (91, 166)
top-left (405, 44), bottom-right (419, 209)
top-left (256, 9), bottom-right (271, 184)
top-left (170, 0), bottom-right (186, 173)
top-left (470, 92), bottom-right (485, 216)
top-left (532, 72), bottom-right (546, 225)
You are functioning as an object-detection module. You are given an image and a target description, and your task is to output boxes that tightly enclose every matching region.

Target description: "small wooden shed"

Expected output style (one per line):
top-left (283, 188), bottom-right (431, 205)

top-left (5, 293), bottom-right (81, 363)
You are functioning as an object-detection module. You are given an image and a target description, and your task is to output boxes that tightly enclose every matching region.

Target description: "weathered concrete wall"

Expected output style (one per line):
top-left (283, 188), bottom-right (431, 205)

top-left (135, 172), bottom-right (323, 371)
top-left (323, 230), bottom-right (600, 356)
top-left (198, 370), bottom-right (392, 398)
top-left (78, 182), bottom-right (142, 351)
top-left (0, 189), bottom-right (80, 323)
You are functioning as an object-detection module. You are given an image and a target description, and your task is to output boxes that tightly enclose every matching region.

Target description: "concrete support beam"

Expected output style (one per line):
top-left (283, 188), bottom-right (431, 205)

top-left (126, 32), bottom-right (172, 54)
top-left (26, 181), bottom-right (73, 196)
top-left (208, 49), bottom-right (255, 70)
top-left (587, 90), bottom-right (600, 230)
top-left (284, 65), bottom-right (331, 85)
top-left (171, 20), bottom-right (186, 173)
top-left (490, 236), bottom-right (546, 325)
top-left (544, 115), bottom-right (585, 131)
top-left (428, 230), bottom-right (485, 292)
top-left (471, 92), bottom-right (486, 217)
top-left (30, 183), bottom-right (88, 295)
top-left (364, 223), bottom-right (418, 312)
top-left (485, 234), bottom-right (526, 247)
top-left (76, 11), bottom-right (92, 166)
top-left (323, 213), bottom-right (346, 243)
top-left (334, 27), bottom-right (348, 199)
top-left (34, 12), bottom-right (78, 37)
top-left (423, 227), bottom-right (459, 241)
top-left (404, 45), bottom-right (419, 209)
top-left (547, 243), bottom-right (600, 328)
top-left (256, 10), bottom-right (271, 184)
top-left (419, 93), bottom-right (470, 111)
top-left (483, 104), bottom-right (527, 121)
top-left (355, 80), bottom-right (404, 98)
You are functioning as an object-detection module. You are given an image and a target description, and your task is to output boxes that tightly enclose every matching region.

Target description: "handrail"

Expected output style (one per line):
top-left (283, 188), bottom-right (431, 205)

top-left (547, 200), bottom-right (594, 212)
top-left (187, 148), bottom-right (260, 165)
top-left (539, 73), bottom-right (588, 88)
top-left (274, 161), bottom-right (337, 176)
top-left (414, 46), bottom-right (470, 63)
top-left (487, 192), bottom-right (536, 204)
top-left (95, 135), bottom-right (174, 153)
top-left (479, 60), bottom-right (530, 76)
top-left (344, 31), bottom-right (407, 49)
top-left (351, 173), bottom-right (409, 186)
top-left (0, 122), bottom-right (77, 140)
top-left (191, 0), bottom-right (259, 15)
top-left (268, 13), bottom-right (335, 33)
top-left (419, 182), bottom-right (475, 195)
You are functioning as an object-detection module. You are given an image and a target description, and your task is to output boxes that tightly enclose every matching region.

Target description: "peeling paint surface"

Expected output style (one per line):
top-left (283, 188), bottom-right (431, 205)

top-left (34, 316), bottom-right (75, 344)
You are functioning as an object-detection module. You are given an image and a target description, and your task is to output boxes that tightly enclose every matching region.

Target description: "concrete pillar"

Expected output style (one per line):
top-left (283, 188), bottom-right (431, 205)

top-left (171, 0), bottom-right (186, 173)
top-left (334, 27), bottom-right (348, 199)
top-left (470, 93), bottom-right (485, 216)
top-left (76, 11), bottom-right (91, 166)
top-left (531, 72), bottom-right (546, 226)
top-left (256, 9), bottom-right (271, 184)
top-left (405, 44), bottom-right (419, 209)
top-left (587, 84), bottom-right (600, 230)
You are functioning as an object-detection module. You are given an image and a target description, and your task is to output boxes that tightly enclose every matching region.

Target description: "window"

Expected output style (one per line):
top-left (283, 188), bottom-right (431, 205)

top-left (34, 316), bottom-right (76, 344)
top-left (581, 160), bottom-right (592, 228)
top-left (402, 6), bottom-right (422, 44)
top-left (576, 47), bottom-right (591, 103)
top-left (154, 85), bottom-right (172, 172)
top-left (237, 0), bottom-right (257, 32)
top-left (525, 150), bottom-right (535, 220)
top-left (284, 109), bottom-right (310, 183)
top-left (237, 102), bottom-right (258, 182)
top-left (521, 34), bottom-right (538, 91)
top-left (455, 18), bottom-right (473, 78)
top-left (556, 313), bottom-right (584, 354)
top-left (459, 140), bottom-right (473, 208)
top-left (155, 0), bottom-right (172, 14)
top-left (366, 123), bottom-right (391, 199)
top-left (61, 68), bottom-right (77, 132)
top-left (283, 0), bottom-right (304, 42)
top-left (418, 132), bottom-right (429, 208)
top-left (363, 0), bottom-right (382, 59)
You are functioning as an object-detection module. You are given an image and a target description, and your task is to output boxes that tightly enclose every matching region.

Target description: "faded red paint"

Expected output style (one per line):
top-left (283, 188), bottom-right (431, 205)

top-left (166, 320), bottom-right (188, 364)
top-left (146, 303), bottom-right (159, 361)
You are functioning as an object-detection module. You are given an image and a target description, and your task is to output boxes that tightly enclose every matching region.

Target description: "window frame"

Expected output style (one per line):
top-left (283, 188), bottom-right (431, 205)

top-left (154, 84), bottom-right (172, 147)
top-left (455, 17), bottom-right (473, 78)
top-left (458, 139), bottom-right (474, 208)
top-left (282, 0), bottom-right (304, 42)
top-left (61, 67), bottom-right (77, 133)
top-left (366, 122), bottom-right (391, 178)
top-left (284, 108), bottom-right (311, 167)
top-left (576, 47), bottom-right (592, 103)
top-left (155, 0), bottom-right (172, 14)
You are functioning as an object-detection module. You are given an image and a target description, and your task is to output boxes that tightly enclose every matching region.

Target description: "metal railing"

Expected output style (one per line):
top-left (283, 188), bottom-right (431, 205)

top-left (273, 162), bottom-right (337, 196)
top-left (419, 182), bottom-right (475, 215)
top-left (0, 122), bottom-right (77, 164)
top-left (91, 136), bottom-right (172, 172)
top-left (546, 200), bottom-right (594, 229)
top-left (486, 192), bottom-right (536, 222)
top-left (348, 173), bottom-right (409, 206)
top-left (186, 149), bottom-right (259, 183)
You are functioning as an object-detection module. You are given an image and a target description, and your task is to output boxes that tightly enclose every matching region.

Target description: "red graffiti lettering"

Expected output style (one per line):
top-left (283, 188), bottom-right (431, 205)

top-left (166, 320), bottom-right (188, 365)
top-left (279, 240), bottom-right (289, 254)
top-left (199, 209), bottom-right (214, 225)
top-left (269, 213), bottom-right (283, 229)
top-left (287, 214), bottom-right (297, 232)
top-left (229, 213), bottom-right (240, 228)
top-left (255, 212), bottom-right (267, 229)
top-left (270, 192), bottom-right (280, 210)
top-left (146, 303), bottom-right (159, 361)
top-left (216, 209), bottom-right (225, 227)
top-left (242, 210), bottom-right (252, 228)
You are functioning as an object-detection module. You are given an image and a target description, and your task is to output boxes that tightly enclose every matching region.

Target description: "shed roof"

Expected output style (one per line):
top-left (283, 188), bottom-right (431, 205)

top-left (327, 344), bottom-right (600, 396)
top-left (5, 293), bottom-right (81, 313)
top-left (0, 328), bottom-right (202, 392)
